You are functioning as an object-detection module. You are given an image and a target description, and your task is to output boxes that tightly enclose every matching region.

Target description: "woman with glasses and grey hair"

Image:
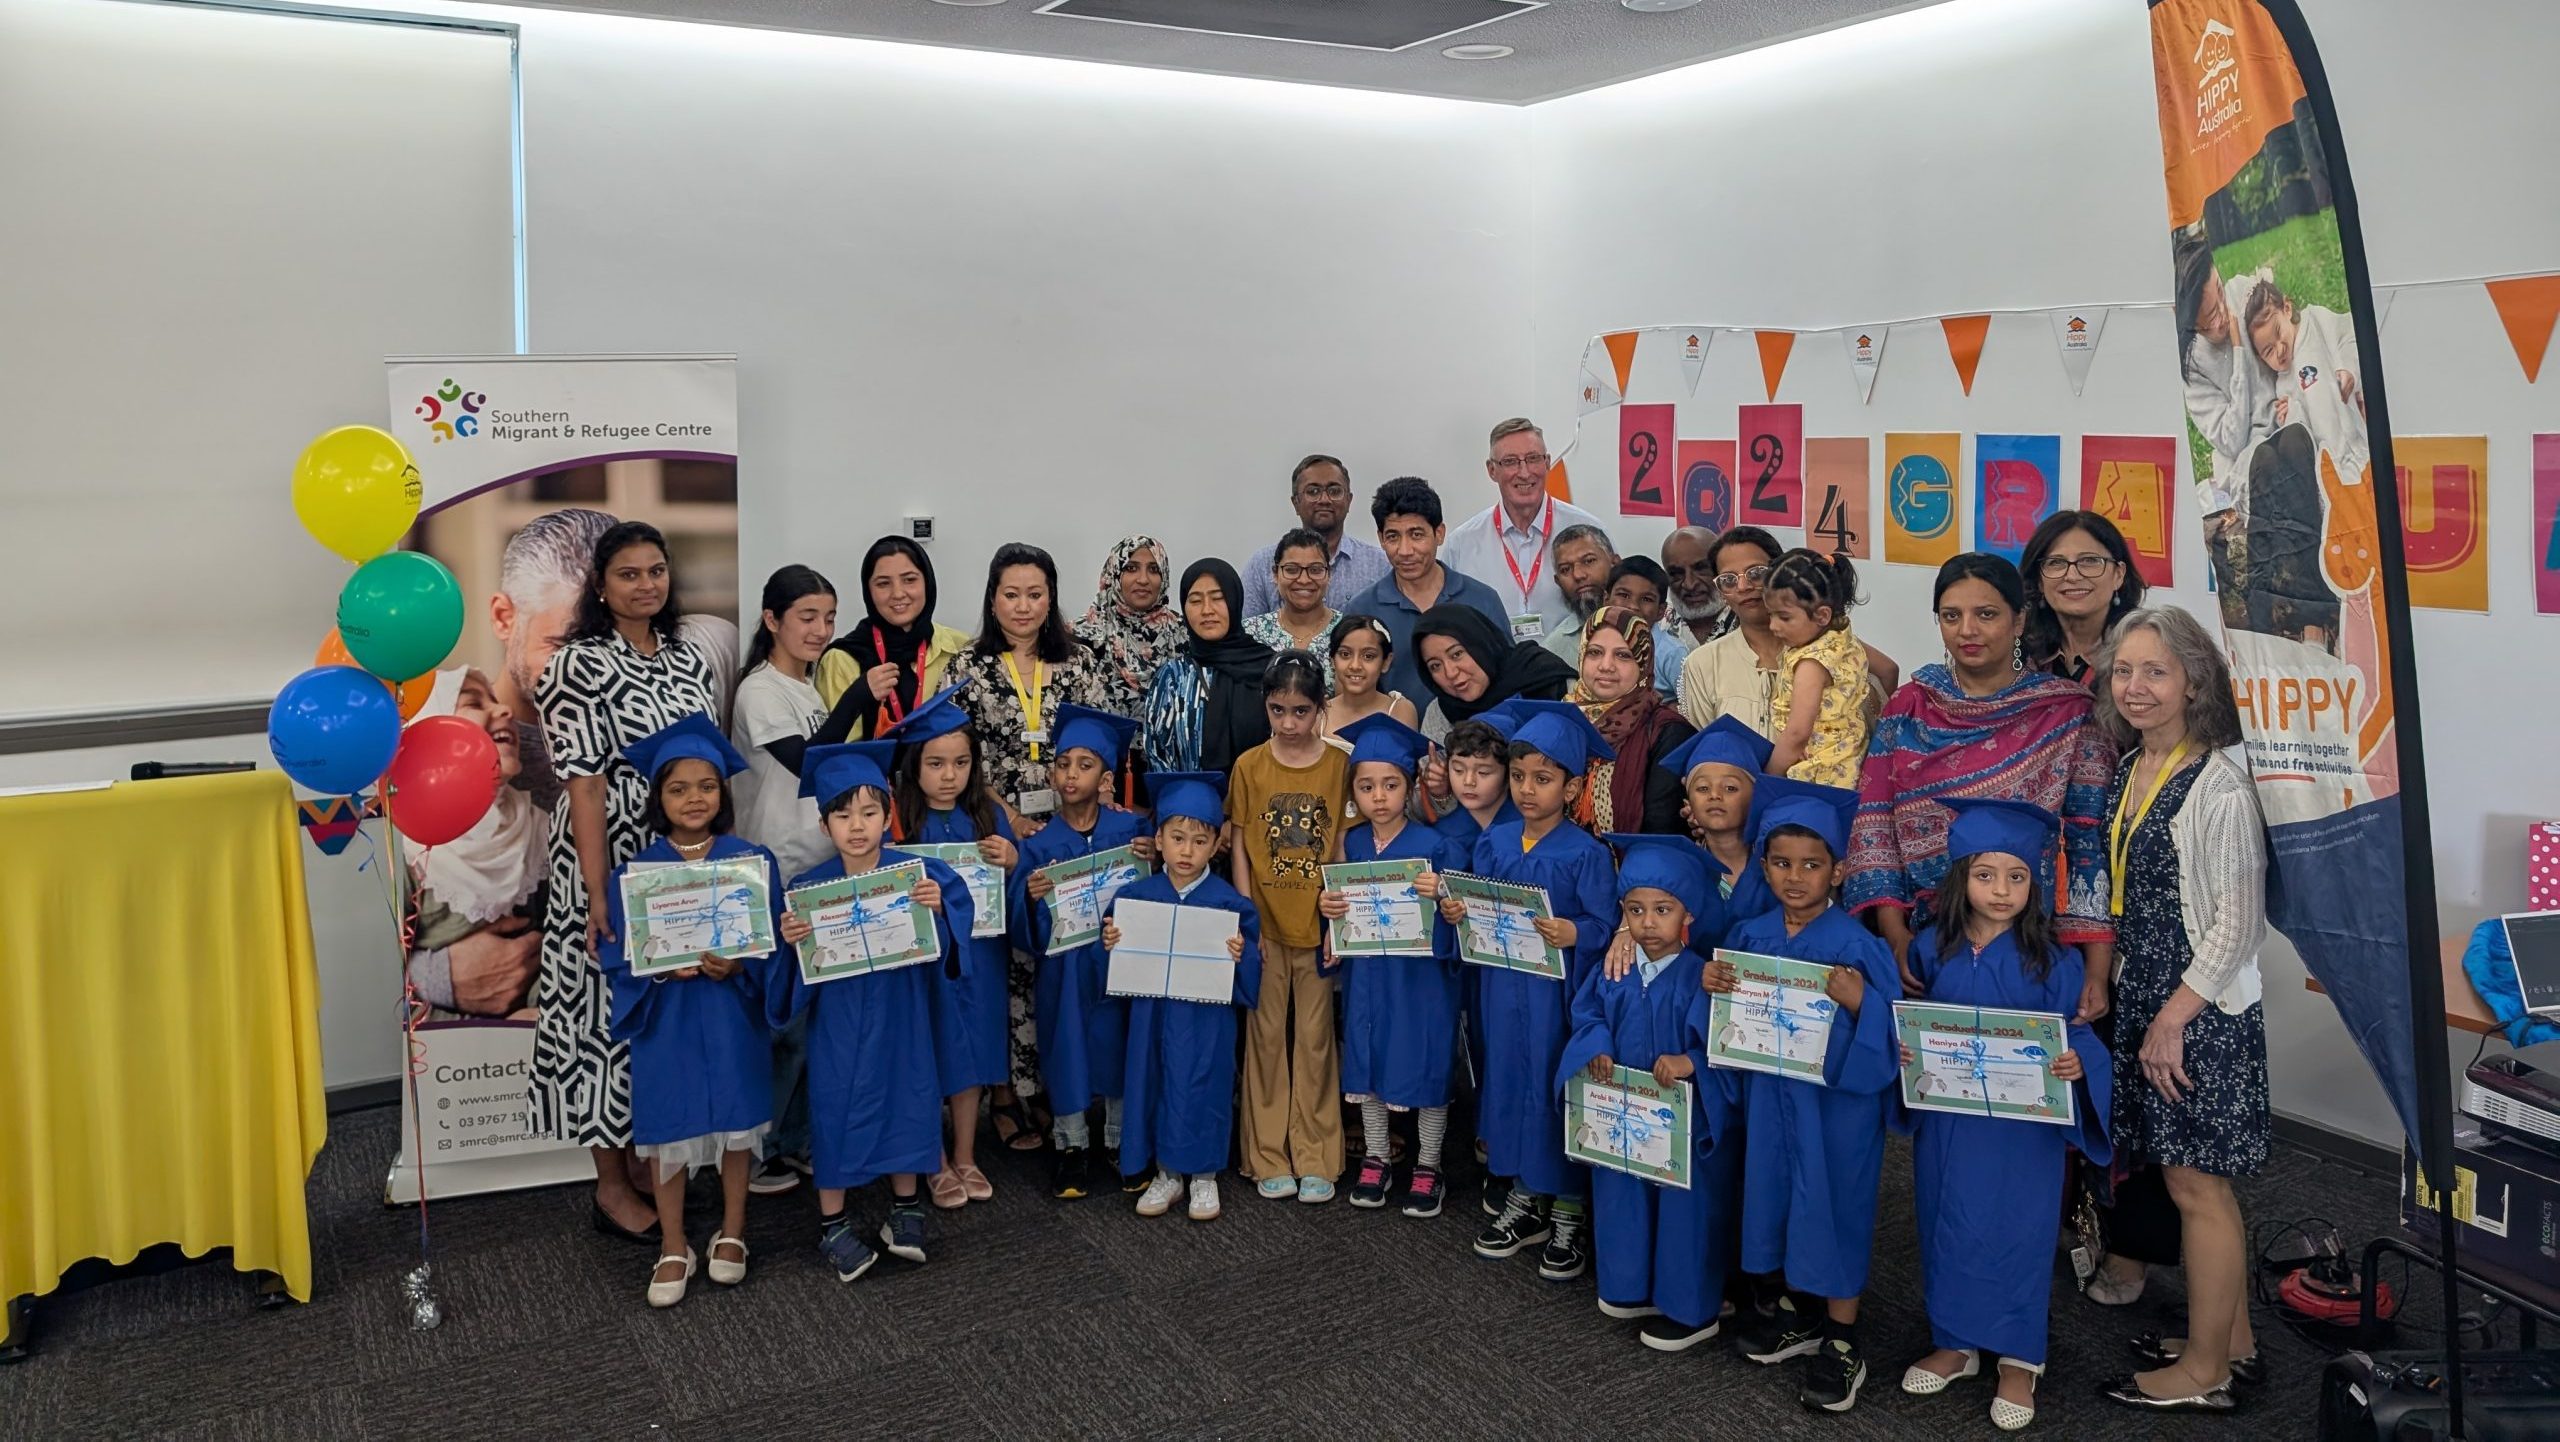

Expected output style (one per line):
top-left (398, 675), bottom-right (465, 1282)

top-left (2019, 511), bottom-right (2149, 687)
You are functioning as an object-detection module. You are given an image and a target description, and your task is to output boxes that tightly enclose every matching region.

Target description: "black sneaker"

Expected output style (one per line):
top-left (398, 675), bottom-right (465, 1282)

top-left (1349, 1155), bottom-right (1392, 1209)
top-left (1798, 1337), bottom-right (1867, 1413)
top-left (747, 1155), bottom-right (803, 1196)
top-left (880, 1204), bottom-right (928, 1264)
top-left (1480, 1174), bottom-right (1513, 1218)
top-left (1400, 1164), bottom-right (1445, 1219)
top-left (1640, 1316), bottom-right (1720, 1352)
top-left (1051, 1147), bottom-right (1091, 1200)
top-left (818, 1214), bottom-right (877, 1282)
top-left (1537, 1208), bottom-right (1589, 1281)
top-left (1740, 1301), bottom-right (1823, 1365)
top-left (1471, 1191), bottom-right (1551, 1258)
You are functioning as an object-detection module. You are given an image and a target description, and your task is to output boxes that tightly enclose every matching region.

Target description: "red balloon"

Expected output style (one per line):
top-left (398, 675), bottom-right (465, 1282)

top-left (385, 715), bottom-right (501, 847)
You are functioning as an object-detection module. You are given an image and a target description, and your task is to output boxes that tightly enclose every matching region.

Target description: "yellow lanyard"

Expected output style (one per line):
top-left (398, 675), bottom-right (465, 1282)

top-left (2107, 740), bottom-right (2191, 916)
top-left (1002, 654), bottom-right (1045, 760)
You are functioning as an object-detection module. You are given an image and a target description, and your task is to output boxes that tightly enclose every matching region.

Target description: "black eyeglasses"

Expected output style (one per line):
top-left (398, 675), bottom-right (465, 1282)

top-left (2038, 554), bottom-right (2120, 579)
top-left (1713, 564), bottom-right (1772, 592)
top-left (1295, 483), bottom-right (1351, 500)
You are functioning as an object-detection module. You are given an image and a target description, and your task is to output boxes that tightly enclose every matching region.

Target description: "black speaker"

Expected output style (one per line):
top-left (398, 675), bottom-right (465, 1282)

top-left (2317, 1351), bottom-right (2560, 1440)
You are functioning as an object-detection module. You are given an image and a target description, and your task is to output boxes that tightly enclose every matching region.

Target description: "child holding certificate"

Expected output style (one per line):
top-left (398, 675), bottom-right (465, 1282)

top-left (883, 682), bottom-right (1020, 1209)
top-left (1105, 771), bottom-right (1260, 1222)
top-left (767, 740), bottom-right (976, 1280)
top-left (1319, 714), bottom-right (1459, 1217)
top-left (596, 714), bottom-right (779, 1309)
top-left (1702, 776), bottom-right (1898, 1414)
top-left (1559, 835), bottom-right (1738, 1353)
top-left (1012, 702), bottom-right (1149, 1200)
top-left (1433, 709), bottom-right (1521, 1218)
top-left (1438, 699), bottom-right (1618, 1282)
top-left (1896, 799), bottom-right (2111, 1431)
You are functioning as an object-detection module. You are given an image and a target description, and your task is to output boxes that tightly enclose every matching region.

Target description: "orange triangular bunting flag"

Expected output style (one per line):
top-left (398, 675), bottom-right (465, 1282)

top-left (1601, 331), bottom-right (1640, 394)
top-left (2485, 275), bottom-right (2560, 383)
top-left (1546, 456), bottom-right (1573, 503)
top-left (1754, 331), bottom-right (1795, 401)
top-left (1941, 314), bottom-right (1991, 395)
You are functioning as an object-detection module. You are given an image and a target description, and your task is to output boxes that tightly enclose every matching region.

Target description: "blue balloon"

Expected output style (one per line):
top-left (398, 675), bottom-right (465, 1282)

top-left (268, 665), bottom-right (402, 794)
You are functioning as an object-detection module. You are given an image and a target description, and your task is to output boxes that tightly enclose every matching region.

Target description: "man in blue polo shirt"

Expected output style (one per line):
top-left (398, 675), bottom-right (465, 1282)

top-left (1354, 476), bottom-right (1509, 703)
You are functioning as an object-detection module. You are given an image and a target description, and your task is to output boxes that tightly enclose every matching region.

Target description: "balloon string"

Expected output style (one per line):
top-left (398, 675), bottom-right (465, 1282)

top-left (372, 807), bottom-right (435, 1263)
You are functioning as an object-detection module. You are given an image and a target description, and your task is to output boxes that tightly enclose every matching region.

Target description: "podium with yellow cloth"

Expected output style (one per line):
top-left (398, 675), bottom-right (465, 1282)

top-left (0, 769), bottom-right (327, 1353)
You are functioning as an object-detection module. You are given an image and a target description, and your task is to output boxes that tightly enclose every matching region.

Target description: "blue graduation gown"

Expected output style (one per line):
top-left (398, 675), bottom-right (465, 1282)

top-left (1901, 929), bottom-right (2113, 1364)
top-left (1439, 800), bottom-right (1519, 1095)
top-left (763, 849), bottom-right (975, 1189)
top-left (1338, 819), bottom-right (1462, 1110)
top-left (1470, 819), bottom-right (1617, 1197)
top-left (1114, 872), bottom-right (1262, 1177)
top-left (1714, 903), bottom-right (1901, 1300)
top-left (1010, 807), bottom-right (1150, 1114)
top-left (915, 805), bottom-right (1018, 1096)
top-left (597, 835), bottom-right (778, 1148)
top-left (1555, 947), bottom-right (1739, 1329)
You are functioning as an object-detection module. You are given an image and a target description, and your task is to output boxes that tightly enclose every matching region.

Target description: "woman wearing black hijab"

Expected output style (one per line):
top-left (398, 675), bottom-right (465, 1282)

top-left (1141, 558), bottom-right (1278, 773)
top-left (814, 535), bottom-right (971, 738)
top-left (1411, 602), bottom-right (1576, 739)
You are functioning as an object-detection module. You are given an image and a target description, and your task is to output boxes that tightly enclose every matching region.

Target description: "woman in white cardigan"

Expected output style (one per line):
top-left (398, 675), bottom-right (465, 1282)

top-left (2089, 605), bottom-right (2271, 1416)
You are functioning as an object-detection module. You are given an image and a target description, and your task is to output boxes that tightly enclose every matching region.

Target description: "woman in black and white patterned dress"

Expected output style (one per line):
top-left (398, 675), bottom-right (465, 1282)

top-left (529, 520), bottom-right (718, 1240)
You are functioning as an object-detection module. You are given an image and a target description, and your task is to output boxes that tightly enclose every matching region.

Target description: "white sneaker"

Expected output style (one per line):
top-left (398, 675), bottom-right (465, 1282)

top-left (705, 1235), bottom-right (748, 1286)
top-left (1187, 1174), bottom-right (1222, 1221)
top-left (1136, 1170), bottom-right (1185, 1217)
top-left (645, 1249), bottom-right (696, 1309)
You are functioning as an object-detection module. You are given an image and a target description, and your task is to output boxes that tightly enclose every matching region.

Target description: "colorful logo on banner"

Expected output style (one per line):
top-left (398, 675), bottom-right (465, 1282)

top-left (2081, 436), bottom-right (2179, 587)
top-left (1844, 328), bottom-right (1884, 404)
top-left (1736, 404), bottom-right (1804, 529)
top-left (1974, 434), bottom-right (2061, 565)
top-left (1619, 405), bottom-right (1676, 519)
top-left (299, 791), bottom-right (382, 855)
top-left (1883, 433), bottom-right (1961, 567)
top-left (1805, 438), bottom-right (1873, 560)
top-left (2393, 436), bottom-right (2488, 613)
top-left (2536, 435), bottom-right (2560, 617)
top-left (1679, 331), bottom-right (1710, 396)
top-left (2051, 309), bottom-right (2110, 396)
top-left (1676, 440), bottom-right (1737, 534)
top-left (412, 378), bottom-right (488, 444)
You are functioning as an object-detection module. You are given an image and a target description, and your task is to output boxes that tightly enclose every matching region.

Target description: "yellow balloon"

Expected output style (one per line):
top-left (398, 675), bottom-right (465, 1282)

top-left (292, 425), bottom-right (423, 563)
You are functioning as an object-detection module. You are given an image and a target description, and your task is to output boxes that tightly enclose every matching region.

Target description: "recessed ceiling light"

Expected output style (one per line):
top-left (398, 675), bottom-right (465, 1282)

top-left (1441, 42), bottom-right (1513, 60)
top-left (1622, 0), bottom-right (1704, 10)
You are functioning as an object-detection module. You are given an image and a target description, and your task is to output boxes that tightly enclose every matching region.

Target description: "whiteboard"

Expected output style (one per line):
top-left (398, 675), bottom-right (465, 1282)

top-left (0, 0), bottom-right (517, 720)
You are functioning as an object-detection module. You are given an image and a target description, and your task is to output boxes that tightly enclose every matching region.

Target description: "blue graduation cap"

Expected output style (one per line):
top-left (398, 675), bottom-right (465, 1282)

top-left (1506, 699), bottom-right (1615, 777)
top-left (1606, 833), bottom-right (1712, 920)
top-left (1657, 714), bottom-right (1774, 780)
top-left (622, 711), bottom-right (748, 781)
top-left (1468, 700), bottom-right (1527, 742)
top-left (1943, 796), bottom-right (2061, 894)
top-left (1337, 713), bottom-right (1432, 774)
top-left (1749, 773), bottom-right (1859, 860)
top-left (880, 679), bottom-right (973, 744)
top-left (1050, 702), bottom-right (1138, 769)
top-left (800, 740), bottom-right (901, 808)
top-left (1144, 770), bottom-right (1228, 830)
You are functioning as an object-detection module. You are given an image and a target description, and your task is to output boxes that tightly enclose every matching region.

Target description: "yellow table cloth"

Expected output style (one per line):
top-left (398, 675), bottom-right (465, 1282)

top-left (0, 770), bottom-right (327, 1305)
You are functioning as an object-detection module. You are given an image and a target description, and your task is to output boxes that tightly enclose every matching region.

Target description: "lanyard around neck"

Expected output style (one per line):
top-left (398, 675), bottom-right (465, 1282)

top-left (1501, 497), bottom-right (1554, 608)
top-left (2107, 740), bottom-right (2192, 916)
top-left (1002, 653), bottom-right (1045, 760)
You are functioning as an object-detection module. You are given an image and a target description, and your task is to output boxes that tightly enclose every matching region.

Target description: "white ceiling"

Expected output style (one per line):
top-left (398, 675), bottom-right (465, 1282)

top-left (503, 0), bottom-right (1955, 104)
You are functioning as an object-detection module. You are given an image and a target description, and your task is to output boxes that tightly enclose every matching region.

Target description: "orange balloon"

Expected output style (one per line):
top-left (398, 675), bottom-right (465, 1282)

top-left (318, 629), bottom-right (437, 719)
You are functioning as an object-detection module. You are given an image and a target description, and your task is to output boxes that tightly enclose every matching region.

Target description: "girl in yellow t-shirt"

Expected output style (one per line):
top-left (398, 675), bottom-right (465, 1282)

top-left (1763, 548), bottom-right (1872, 788)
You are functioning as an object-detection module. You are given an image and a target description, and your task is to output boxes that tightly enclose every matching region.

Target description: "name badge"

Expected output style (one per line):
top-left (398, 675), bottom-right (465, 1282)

top-left (1509, 612), bottom-right (1545, 643)
top-left (1017, 788), bottom-right (1059, 816)
top-left (1024, 727), bottom-right (1049, 746)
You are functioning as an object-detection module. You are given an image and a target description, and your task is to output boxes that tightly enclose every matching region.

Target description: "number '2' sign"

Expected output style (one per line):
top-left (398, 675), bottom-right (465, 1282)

top-left (1737, 404), bottom-right (1804, 527)
top-left (1619, 405), bottom-right (1675, 519)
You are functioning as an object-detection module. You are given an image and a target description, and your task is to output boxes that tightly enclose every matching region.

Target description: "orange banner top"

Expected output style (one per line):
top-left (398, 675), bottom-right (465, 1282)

top-left (2150, 0), bottom-right (2310, 228)
top-left (2485, 275), bottom-right (2560, 384)
top-left (1754, 331), bottom-right (1795, 401)
top-left (1601, 332), bottom-right (1640, 395)
top-left (1546, 456), bottom-right (1574, 503)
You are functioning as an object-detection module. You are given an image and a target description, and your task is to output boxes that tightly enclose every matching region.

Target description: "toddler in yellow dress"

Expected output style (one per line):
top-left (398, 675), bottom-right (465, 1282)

top-left (1762, 548), bottom-right (1872, 788)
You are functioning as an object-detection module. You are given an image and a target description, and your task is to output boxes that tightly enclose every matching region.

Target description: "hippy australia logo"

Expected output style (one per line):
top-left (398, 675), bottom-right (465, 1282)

top-left (2298, 364), bottom-right (2320, 390)
top-left (2189, 16), bottom-right (2244, 145)
top-left (414, 378), bottom-right (489, 443)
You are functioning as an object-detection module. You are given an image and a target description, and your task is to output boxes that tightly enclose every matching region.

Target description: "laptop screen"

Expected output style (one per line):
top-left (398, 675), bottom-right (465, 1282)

top-left (2500, 911), bottom-right (2560, 1017)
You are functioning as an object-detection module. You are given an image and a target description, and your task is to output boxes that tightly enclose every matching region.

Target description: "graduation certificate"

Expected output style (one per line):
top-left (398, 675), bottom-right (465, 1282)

top-left (1321, 858), bottom-right (1432, 958)
top-left (1892, 1001), bottom-right (2075, 1126)
top-left (1441, 872), bottom-right (1565, 981)
top-left (1039, 844), bottom-right (1148, 955)
top-left (1705, 949), bottom-right (1840, 1083)
top-left (785, 861), bottom-right (941, 983)
top-left (904, 842), bottom-right (1007, 939)
top-left (1564, 1065), bottom-right (1693, 1190)
top-left (619, 856), bottom-right (774, 977)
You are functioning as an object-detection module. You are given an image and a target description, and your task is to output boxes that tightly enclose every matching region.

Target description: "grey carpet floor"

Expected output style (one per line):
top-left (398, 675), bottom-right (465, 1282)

top-left (0, 1107), bottom-right (2473, 1439)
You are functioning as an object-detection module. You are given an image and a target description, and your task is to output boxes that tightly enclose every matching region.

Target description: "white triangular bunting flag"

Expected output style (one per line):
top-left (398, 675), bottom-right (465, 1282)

top-left (1577, 363), bottom-right (1621, 415)
top-left (1842, 327), bottom-right (1884, 404)
top-left (2049, 307), bottom-right (2109, 396)
top-left (2375, 287), bottom-right (2398, 335)
top-left (1678, 330), bottom-right (1712, 396)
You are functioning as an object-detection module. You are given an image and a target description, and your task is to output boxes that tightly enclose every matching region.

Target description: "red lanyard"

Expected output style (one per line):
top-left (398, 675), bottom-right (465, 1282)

top-left (1501, 497), bottom-right (1554, 609)
top-left (868, 623), bottom-right (929, 726)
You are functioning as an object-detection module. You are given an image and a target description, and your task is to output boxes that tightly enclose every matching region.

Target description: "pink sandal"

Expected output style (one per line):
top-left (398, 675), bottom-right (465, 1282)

top-left (927, 1168), bottom-right (969, 1210)
top-left (955, 1165), bottom-right (994, 1202)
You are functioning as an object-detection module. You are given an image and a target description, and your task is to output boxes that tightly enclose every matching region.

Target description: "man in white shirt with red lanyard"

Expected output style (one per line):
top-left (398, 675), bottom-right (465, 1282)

top-left (1440, 417), bottom-right (1605, 648)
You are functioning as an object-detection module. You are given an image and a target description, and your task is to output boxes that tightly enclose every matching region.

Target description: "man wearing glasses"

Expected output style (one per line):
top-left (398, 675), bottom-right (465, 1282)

top-left (1241, 454), bottom-right (1392, 620)
top-left (1441, 418), bottom-right (1605, 646)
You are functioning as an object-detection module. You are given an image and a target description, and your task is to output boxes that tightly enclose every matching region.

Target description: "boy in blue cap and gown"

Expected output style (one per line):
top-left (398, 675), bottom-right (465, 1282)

top-left (765, 738), bottom-right (976, 1281)
top-left (1434, 704), bottom-right (1522, 1217)
top-left (1896, 797), bottom-right (2112, 1430)
top-left (1705, 773), bottom-right (1900, 1413)
top-left (1010, 701), bottom-right (1151, 1199)
top-left (1107, 770), bottom-right (1261, 1223)
top-left (1652, 715), bottom-right (1779, 949)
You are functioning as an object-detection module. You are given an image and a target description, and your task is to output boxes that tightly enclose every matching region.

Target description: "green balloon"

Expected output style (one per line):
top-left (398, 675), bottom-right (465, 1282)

top-left (337, 551), bottom-right (464, 683)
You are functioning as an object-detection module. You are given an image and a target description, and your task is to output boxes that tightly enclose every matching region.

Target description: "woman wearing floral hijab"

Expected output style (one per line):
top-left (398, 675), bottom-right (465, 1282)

top-left (1073, 535), bottom-right (1185, 718)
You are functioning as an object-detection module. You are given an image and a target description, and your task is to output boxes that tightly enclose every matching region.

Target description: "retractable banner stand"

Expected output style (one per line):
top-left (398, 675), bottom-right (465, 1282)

top-left (2145, 0), bottom-right (2462, 1411)
top-left (380, 355), bottom-right (741, 1203)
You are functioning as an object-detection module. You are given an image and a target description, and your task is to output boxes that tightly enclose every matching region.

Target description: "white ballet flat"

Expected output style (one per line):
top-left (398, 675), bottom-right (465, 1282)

top-left (706, 1234), bottom-right (748, 1286)
top-left (1991, 1362), bottom-right (2041, 1431)
top-left (646, 1248), bottom-right (697, 1308)
top-left (1900, 1349), bottom-right (1981, 1395)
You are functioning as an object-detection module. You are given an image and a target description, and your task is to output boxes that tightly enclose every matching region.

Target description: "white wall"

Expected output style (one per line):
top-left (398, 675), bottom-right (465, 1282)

top-left (1528, 0), bottom-right (2560, 1145)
